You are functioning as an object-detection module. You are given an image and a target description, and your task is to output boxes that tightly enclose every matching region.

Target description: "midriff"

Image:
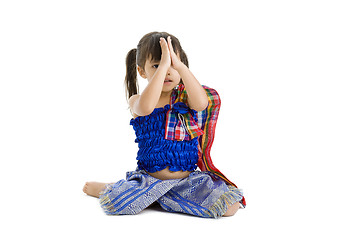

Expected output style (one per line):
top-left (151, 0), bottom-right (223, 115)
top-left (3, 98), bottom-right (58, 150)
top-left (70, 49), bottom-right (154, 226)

top-left (147, 166), bottom-right (191, 180)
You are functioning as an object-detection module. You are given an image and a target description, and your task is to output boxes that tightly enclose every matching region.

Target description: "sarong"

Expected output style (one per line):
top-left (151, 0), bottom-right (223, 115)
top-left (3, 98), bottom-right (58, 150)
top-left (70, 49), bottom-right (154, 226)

top-left (99, 170), bottom-right (245, 218)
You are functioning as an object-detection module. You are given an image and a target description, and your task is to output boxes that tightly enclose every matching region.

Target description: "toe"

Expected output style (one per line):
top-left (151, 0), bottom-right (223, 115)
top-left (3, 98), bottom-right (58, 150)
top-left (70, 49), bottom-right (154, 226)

top-left (83, 182), bottom-right (88, 193)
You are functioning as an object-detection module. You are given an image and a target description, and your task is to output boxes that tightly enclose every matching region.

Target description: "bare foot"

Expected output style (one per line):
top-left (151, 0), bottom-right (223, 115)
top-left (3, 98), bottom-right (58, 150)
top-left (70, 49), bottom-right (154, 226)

top-left (223, 202), bottom-right (241, 217)
top-left (83, 182), bottom-right (107, 198)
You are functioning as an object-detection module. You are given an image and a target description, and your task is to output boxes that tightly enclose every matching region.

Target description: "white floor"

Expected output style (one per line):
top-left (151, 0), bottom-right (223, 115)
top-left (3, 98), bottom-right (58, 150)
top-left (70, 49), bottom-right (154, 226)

top-left (2, 168), bottom-right (358, 240)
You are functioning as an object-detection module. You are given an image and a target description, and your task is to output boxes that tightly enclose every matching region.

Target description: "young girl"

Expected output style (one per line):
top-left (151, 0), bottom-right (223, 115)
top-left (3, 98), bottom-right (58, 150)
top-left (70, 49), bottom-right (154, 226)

top-left (83, 31), bottom-right (246, 218)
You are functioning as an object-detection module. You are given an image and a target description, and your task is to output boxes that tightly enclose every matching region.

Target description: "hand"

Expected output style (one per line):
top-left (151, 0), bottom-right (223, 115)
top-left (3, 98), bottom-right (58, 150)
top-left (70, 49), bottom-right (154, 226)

top-left (159, 37), bottom-right (171, 68)
top-left (167, 36), bottom-right (185, 71)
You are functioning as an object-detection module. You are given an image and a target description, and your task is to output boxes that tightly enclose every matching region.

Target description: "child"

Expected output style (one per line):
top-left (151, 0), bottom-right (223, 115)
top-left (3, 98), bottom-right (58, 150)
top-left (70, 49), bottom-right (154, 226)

top-left (83, 31), bottom-right (246, 218)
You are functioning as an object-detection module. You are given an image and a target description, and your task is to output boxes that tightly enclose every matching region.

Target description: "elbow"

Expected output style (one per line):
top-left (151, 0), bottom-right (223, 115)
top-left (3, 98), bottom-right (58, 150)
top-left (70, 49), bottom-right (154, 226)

top-left (132, 97), bottom-right (156, 116)
top-left (192, 100), bottom-right (209, 112)
top-left (195, 90), bottom-right (209, 112)
top-left (143, 108), bottom-right (155, 116)
top-left (137, 104), bottom-right (155, 116)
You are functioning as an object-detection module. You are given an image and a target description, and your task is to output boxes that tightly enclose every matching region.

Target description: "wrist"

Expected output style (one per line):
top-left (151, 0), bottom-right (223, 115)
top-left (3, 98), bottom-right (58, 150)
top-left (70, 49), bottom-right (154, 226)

top-left (156, 64), bottom-right (170, 74)
top-left (149, 65), bottom-right (168, 83)
top-left (175, 62), bottom-right (188, 73)
top-left (158, 62), bottom-right (171, 71)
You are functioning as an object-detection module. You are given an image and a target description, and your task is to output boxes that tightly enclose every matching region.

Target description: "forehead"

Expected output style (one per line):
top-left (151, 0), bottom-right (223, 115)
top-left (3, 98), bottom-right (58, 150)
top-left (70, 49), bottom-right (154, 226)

top-left (148, 57), bottom-right (159, 63)
top-left (144, 57), bottom-right (159, 67)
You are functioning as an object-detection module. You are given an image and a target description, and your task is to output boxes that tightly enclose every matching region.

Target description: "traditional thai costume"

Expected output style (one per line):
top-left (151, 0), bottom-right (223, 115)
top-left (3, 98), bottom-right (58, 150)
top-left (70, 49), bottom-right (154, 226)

top-left (99, 84), bottom-right (246, 218)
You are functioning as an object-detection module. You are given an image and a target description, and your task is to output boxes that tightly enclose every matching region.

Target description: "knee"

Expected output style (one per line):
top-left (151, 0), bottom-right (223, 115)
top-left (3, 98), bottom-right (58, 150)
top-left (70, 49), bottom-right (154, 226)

top-left (223, 202), bottom-right (240, 217)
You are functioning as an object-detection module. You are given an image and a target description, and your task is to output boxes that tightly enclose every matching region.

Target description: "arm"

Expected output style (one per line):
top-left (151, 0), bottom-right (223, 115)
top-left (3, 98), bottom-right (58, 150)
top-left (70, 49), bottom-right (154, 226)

top-left (130, 38), bottom-right (171, 116)
top-left (167, 37), bottom-right (208, 112)
top-left (177, 65), bottom-right (209, 112)
top-left (131, 66), bottom-right (168, 116)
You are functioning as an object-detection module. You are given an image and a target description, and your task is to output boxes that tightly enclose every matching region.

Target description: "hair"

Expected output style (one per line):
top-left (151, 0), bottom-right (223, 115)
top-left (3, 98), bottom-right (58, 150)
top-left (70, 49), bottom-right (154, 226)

top-left (124, 31), bottom-right (189, 100)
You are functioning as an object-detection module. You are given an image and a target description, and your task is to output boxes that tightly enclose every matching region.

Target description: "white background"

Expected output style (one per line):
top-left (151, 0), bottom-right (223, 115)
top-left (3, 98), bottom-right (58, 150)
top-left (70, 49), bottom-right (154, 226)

top-left (1, 0), bottom-right (360, 239)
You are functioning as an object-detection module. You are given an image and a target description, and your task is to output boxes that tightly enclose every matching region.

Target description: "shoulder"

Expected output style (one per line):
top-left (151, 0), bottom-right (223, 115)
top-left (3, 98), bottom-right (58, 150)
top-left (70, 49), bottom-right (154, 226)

top-left (128, 95), bottom-right (140, 118)
top-left (129, 94), bottom-right (140, 106)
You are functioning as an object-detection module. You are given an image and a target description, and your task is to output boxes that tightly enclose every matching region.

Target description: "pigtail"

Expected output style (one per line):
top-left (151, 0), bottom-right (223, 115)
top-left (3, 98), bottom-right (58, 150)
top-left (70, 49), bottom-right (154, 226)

top-left (124, 48), bottom-right (138, 100)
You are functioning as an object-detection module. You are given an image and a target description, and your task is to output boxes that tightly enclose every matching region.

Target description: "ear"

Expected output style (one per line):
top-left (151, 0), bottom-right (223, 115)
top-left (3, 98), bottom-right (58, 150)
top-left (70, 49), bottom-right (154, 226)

top-left (137, 66), bottom-right (147, 79)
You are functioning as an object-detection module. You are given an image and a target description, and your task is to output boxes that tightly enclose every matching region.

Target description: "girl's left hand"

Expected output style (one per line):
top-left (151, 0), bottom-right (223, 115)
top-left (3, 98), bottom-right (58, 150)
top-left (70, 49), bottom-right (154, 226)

top-left (167, 36), bottom-right (185, 71)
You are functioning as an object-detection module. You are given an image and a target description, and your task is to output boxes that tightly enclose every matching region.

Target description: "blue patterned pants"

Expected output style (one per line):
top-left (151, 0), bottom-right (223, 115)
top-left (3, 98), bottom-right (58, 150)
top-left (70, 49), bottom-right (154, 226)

top-left (99, 170), bottom-right (244, 218)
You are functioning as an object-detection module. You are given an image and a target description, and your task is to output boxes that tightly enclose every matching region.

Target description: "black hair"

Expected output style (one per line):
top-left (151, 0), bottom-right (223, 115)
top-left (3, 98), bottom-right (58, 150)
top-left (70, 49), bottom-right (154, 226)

top-left (124, 31), bottom-right (189, 100)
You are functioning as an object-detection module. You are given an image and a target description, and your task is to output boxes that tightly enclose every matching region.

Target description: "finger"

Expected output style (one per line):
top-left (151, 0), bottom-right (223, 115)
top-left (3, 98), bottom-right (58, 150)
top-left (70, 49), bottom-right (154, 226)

top-left (167, 36), bottom-right (175, 53)
top-left (159, 38), bottom-right (170, 53)
top-left (159, 37), bottom-right (165, 47)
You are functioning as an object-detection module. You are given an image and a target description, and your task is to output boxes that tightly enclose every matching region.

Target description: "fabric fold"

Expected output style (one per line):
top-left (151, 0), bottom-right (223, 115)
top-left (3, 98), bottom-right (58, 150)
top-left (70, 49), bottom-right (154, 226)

top-left (165, 84), bottom-right (239, 188)
top-left (99, 170), bottom-right (245, 218)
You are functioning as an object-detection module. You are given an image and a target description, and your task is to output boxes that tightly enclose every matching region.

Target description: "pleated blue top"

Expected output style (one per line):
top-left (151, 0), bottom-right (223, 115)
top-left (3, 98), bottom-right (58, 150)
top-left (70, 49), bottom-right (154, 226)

top-left (130, 104), bottom-right (199, 173)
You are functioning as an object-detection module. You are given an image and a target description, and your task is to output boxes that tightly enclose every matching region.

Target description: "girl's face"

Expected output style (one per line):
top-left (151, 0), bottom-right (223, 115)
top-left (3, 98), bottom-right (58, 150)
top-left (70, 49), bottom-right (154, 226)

top-left (138, 57), bottom-right (181, 93)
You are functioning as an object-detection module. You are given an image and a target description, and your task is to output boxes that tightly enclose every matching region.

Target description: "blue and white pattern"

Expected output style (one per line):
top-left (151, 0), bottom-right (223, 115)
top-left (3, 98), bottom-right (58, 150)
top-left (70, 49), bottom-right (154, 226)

top-left (99, 170), bottom-right (244, 218)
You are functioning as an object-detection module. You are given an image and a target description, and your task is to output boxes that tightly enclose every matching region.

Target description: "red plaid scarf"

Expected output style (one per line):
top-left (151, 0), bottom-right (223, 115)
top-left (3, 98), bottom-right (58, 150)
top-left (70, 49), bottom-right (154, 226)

top-left (165, 84), bottom-right (237, 188)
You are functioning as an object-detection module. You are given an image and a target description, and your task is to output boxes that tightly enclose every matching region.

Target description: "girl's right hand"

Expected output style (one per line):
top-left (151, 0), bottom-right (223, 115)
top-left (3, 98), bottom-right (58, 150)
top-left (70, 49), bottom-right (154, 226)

top-left (159, 37), bottom-right (171, 68)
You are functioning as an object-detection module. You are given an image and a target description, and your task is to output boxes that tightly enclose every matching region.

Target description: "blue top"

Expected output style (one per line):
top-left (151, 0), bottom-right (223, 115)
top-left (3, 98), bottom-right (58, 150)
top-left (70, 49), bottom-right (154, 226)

top-left (130, 104), bottom-right (199, 173)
